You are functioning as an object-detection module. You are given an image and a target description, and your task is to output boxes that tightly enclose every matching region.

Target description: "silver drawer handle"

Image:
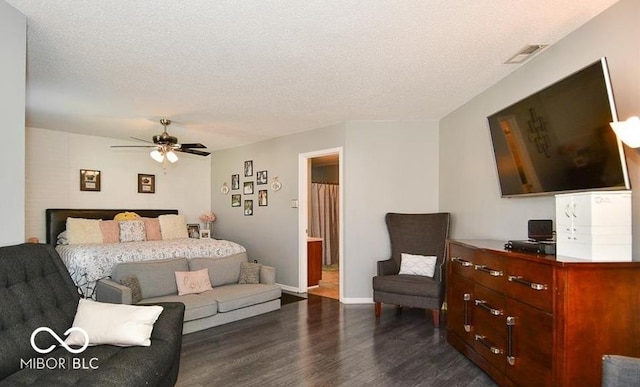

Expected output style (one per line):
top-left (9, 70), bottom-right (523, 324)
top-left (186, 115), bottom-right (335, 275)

top-left (508, 275), bottom-right (548, 291)
top-left (475, 334), bottom-right (503, 355)
top-left (507, 316), bottom-right (516, 366)
top-left (475, 299), bottom-right (503, 316)
top-left (452, 257), bottom-right (473, 267)
top-left (463, 293), bottom-right (472, 332)
top-left (475, 265), bottom-right (503, 277)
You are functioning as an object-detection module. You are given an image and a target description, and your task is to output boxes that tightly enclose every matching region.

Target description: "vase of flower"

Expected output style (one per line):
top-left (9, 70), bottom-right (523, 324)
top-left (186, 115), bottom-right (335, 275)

top-left (199, 212), bottom-right (216, 236)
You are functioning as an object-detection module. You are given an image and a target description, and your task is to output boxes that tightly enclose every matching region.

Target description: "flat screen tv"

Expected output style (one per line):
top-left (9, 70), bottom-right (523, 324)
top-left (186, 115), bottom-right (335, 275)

top-left (487, 57), bottom-right (630, 197)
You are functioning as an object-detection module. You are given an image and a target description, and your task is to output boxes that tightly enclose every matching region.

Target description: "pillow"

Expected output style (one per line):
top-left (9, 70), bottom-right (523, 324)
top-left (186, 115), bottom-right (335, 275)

top-left (66, 218), bottom-right (103, 245)
top-left (113, 211), bottom-right (140, 221)
top-left (56, 231), bottom-right (69, 245)
top-left (119, 219), bottom-right (146, 243)
top-left (398, 253), bottom-right (437, 277)
top-left (158, 214), bottom-right (188, 239)
top-left (238, 262), bottom-right (262, 284)
top-left (120, 275), bottom-right (143, 303)
top-left (141, 217), bottom-right (162, 241)
top-left (65, 299), bottom-right (163, 347)
top-left (100, 220), bottom-right (120, 244)
top-left (175, 268), bottom-right (213, 296)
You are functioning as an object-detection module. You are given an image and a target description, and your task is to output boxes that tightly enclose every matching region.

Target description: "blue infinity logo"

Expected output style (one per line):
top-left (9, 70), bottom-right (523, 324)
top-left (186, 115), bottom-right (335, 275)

top-left (30, 327), bottom-right (89, 354)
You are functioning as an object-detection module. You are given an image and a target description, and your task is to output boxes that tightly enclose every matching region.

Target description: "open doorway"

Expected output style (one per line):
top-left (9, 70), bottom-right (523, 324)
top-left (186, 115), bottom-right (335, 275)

top-left (298, 148), bottom-right (343, 302)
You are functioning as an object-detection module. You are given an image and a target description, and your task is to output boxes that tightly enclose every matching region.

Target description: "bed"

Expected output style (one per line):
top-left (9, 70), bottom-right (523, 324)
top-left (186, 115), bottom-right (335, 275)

top-left (46, 208), bottom-right (246, 299)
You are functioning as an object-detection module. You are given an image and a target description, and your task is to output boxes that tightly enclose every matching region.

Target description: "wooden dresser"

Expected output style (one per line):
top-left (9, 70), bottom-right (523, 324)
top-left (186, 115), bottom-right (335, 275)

top-left (446, 239), bottom-right (640, 386)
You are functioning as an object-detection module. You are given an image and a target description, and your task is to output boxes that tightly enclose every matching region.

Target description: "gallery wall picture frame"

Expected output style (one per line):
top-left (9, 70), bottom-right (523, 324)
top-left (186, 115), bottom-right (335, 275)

top-left (231, 174), bottom-right (240, 190)
top-left (257, 170), bottom-right (268, 185)
top-left (138, 174), bottom-right (155, 193)
top-left (187, 224), bottom-right (200, 239)
top-left (243, 181), bottom-right (254, 195)
top-left (244, 160), bottom-right (253, 177)
top-left (258, 189), bottom-right (268, 206)
top-left (232, 194), bottom-right (241, 207)
top-left (244, 200), bottom-right (253, 216)
top-left (80, 169), bottom-right (101, 191)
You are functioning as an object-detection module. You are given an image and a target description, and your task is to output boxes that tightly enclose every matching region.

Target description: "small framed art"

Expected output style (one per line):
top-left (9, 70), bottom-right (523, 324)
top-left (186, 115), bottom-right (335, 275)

top-left (244, 200), bottom-right (253, 216)
top-left (231, 174), bottom-right (240, 190)
top-left (257, 170), bottom-right (268, 185)
top-left (80, 169), bottom-right (101, 191)
top-left (258, 189), bottom-right (268, 206)
top-left (244, 160), bottom-right (253, 177)
top-left (243, 181), bottom-right (254, 195)
top-left (199, 229), bottom-right (211, 239)
top-left (138, 174), bottom-right (155, 193)
top-left (187, 224), bottom-right (200, 239)
top-left (232, 194), bottom-right (241, 207)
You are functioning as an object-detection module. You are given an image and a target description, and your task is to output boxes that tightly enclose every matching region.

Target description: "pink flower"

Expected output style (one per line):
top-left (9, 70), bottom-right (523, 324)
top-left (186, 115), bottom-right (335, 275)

top-left (199, 212), bottom-right (216, 223)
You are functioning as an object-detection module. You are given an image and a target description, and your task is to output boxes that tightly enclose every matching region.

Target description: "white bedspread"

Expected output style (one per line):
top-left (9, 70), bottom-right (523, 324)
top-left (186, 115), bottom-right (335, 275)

top-left (56, 238), bottom-right (246, 299)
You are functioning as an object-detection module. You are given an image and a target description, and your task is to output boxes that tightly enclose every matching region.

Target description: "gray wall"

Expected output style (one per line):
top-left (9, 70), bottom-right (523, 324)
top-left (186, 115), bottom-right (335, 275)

top-left (0, 2), bottom-right (26, 246)
top-left (211, 120), bottom-right (440, 301)
top-left (439, 0), bottom-right (640, 259)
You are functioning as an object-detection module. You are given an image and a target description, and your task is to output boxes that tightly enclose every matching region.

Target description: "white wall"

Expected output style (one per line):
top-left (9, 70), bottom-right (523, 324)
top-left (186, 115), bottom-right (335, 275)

top-left (211, 120), bottom-right (440, 301)
top-left (439, 0), bottom-right (640, 259)
top-left (343, 120), bottom-right (440, 300)
top-left (26, 127), bottom-right (212, 242)
top-left (0, 2), bottom-right (26, 246)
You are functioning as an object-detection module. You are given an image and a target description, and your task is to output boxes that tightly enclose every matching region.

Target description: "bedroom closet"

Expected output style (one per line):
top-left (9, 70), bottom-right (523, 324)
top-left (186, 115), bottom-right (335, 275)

top-left (306, 155), bottom-right (339, 300)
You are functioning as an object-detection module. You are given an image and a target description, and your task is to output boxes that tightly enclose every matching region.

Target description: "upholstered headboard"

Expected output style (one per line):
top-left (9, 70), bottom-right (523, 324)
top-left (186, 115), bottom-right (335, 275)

top-left (45, 208), bottom-right (179, 246)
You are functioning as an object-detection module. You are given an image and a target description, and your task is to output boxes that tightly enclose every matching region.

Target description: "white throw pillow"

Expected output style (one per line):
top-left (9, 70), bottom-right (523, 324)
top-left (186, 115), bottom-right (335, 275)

top-left (119, 219), bottom-right (146, 242)
top-left (65, 299), bottom-right (163, 347)
top-left (175, 268), bottom-right (213, 295)
top-left (398, 253), bottom-right (437, 277)
top-left (158, 214), bottom-right (188, 239)
top-left (66, 218), bottom-right (103, 245)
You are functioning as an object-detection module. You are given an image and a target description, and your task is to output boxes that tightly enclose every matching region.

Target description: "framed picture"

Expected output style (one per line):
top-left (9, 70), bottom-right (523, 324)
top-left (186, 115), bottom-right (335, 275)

top-left (257, 170), bottom-right (268, 185)
top-left (231, 174), bottom-right (240, 190)
top-left (138, 174), bottom-right (155, 193)
top-left (244, 200), bottom-right (253, 216)
top-left (258, 189), bottom-right (268, 206)
top-left (243, 181), bottom-right (254, 195)
top-left (232, 194), bottom-right (241, 207)
top-left (80, 169), bottom-right (101, 191)
top-left (199, 229), bottom-right (211, 239)
top-left (187, 224), bottom-right (200, 239)
top-left (244, 160), bottom-right (253, 177)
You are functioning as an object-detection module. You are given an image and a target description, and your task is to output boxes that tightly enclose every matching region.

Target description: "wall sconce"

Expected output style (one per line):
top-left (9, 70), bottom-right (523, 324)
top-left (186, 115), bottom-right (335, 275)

top-left (220, 182), bottom-right (229, 195)
top-left (610, 116), bottom-right (640, 148)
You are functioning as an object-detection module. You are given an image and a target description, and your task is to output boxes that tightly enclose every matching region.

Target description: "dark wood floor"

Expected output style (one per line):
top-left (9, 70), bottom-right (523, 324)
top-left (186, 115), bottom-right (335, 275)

top-left (176, 295), bottom-right (496, 387)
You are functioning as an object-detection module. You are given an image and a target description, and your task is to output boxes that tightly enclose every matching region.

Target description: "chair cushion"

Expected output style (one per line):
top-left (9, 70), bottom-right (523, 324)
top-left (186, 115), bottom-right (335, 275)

top-left (372, 274), bottom-right (440, 297)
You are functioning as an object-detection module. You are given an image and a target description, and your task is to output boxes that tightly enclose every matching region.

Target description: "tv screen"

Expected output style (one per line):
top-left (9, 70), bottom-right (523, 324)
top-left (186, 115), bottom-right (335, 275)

top-left (487, 57), bottom-right (630, 197)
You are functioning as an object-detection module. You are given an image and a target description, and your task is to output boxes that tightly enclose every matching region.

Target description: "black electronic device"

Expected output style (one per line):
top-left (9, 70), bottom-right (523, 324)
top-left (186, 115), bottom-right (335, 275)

top-left (505, 240), bottom-right (556, 255)
top-left (528, 219), bottom-right (553, 241)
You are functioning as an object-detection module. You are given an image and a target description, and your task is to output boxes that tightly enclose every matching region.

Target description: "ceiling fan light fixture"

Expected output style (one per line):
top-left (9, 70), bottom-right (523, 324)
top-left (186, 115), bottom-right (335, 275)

top-left (166, 150), bottom-right (179, 163)
top-left (150, 149), bottom-right (164, 162)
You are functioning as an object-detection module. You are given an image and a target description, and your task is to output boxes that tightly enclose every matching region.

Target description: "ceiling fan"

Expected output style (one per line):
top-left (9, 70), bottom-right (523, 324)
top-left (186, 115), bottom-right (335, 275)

top-left (111, 119), bottom-right (210, 163)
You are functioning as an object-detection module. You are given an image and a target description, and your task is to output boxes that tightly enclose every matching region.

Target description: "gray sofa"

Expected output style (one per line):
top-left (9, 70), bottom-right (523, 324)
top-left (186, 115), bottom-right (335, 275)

top-left (96, 252), bottom-right (281, 334)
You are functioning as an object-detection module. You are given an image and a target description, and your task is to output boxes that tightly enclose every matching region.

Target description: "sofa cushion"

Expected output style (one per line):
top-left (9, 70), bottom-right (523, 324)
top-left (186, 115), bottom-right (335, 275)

top-left (120, 274), bottom-right (143, 303)
top-left (189, 252), bottom-right (248, 286)
top-left (143, 293), bottom-right (218, 322)
top-left (205, 284), bottom-right (281, 312)
top-left (113, 257), bottom-right (189, 298)
top-left (175, 268), bottom-right (213, 295)
top-left (238, 262), bottom-right (262, 284)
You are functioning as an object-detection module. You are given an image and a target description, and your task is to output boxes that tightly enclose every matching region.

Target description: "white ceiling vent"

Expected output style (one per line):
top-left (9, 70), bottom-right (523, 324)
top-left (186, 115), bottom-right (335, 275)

top-left (504, 45), bottom-right (548, 64)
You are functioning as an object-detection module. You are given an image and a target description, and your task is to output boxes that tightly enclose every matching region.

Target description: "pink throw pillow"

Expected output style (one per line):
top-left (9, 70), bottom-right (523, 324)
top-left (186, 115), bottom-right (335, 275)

top-left (142, 218), bottom-right (162, 241)
top-left (175, 268), bottom-right (213, 296)
top-left (100, 220), bottom-right (120, 244)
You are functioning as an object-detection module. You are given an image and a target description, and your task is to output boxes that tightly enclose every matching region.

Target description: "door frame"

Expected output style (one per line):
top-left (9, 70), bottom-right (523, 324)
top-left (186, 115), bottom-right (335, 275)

top-left (297, 147), bottom-right (344, 302)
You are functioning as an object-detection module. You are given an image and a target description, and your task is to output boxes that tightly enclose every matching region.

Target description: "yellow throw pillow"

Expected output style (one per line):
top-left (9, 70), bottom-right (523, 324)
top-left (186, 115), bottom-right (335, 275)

top-left (114, 212), bottom-right (140, 221)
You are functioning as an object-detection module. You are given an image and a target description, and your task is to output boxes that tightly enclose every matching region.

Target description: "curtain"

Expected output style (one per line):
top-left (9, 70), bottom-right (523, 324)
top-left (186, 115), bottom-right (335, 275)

top-left (310, 183), bottom-right (339, 266)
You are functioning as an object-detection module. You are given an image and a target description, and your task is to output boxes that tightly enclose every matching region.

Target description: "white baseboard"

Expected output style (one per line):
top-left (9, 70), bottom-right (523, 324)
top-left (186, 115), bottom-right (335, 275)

top-left (341, 297), bottom-right (373, 304)
top-left (277, 283), bottom-right (301, 293)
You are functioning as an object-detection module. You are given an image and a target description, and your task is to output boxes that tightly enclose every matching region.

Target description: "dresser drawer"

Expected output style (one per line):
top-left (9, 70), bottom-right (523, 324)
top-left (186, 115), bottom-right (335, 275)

top-left (506, 258), bottom-right (553, 313)
top-left (449, 243), bottom-right (476, 280)
top-left (473, 251), bottom-right (506, 293)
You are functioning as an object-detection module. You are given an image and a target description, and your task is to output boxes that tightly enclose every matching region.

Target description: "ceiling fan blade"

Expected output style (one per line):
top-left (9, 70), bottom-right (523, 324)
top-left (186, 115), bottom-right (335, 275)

top-left (111, 145), bottom-right (157, 148)
top-left (131, 136), bottom-right (154, 144)
top-left (178, 143), bottom-right (207, 149)
top-left (175, 148), bottom-right (211, 156)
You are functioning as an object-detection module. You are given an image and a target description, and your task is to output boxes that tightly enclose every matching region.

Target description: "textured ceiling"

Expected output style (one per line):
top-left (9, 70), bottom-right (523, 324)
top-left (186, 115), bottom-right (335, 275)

top-left (7, 0), bottom-right (619, 152)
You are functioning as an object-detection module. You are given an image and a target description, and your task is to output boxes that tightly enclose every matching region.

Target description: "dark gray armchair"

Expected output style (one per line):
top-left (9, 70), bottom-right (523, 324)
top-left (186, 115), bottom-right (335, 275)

top-left (372, 212), bottom-right (450, 327)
